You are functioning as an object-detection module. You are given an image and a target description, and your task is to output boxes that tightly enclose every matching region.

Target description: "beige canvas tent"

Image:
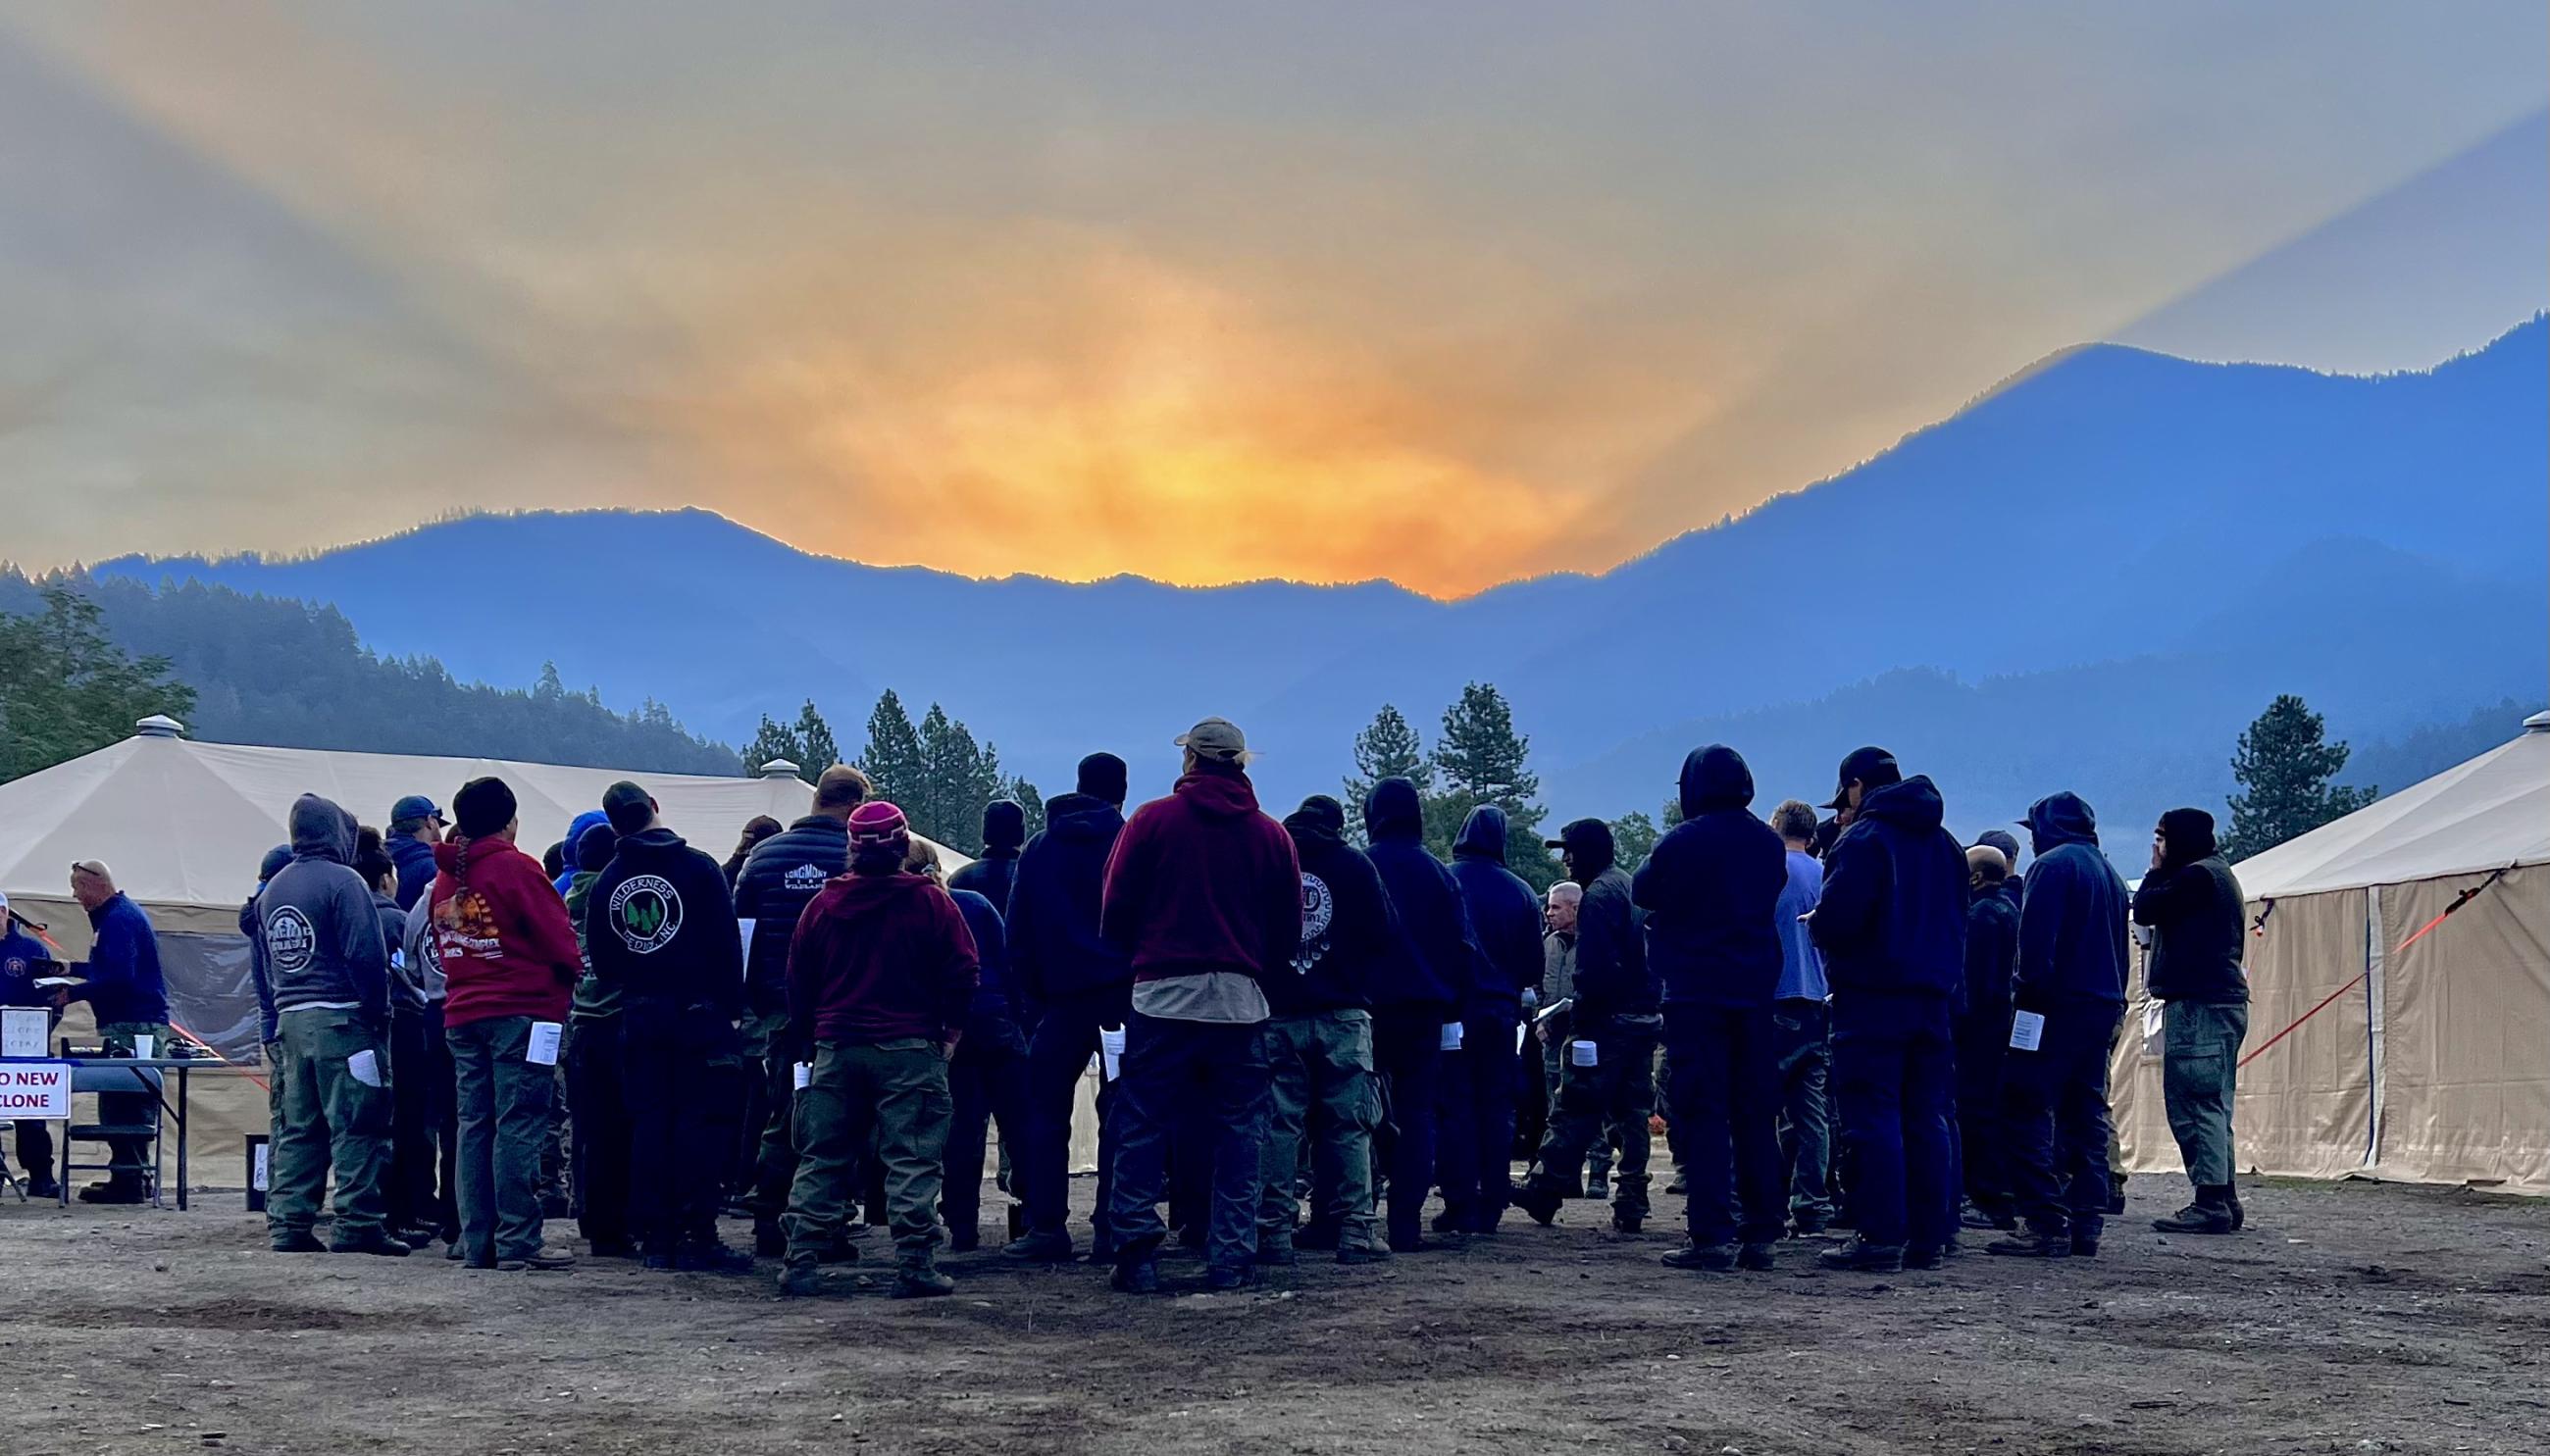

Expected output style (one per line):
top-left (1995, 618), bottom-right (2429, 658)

top-left (2113, 709), bottom-right (2550, 1194)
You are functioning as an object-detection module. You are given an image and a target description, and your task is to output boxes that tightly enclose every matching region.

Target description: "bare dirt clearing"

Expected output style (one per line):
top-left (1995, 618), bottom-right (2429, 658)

top-left (2, 1177), bottom-right (2544, 1455)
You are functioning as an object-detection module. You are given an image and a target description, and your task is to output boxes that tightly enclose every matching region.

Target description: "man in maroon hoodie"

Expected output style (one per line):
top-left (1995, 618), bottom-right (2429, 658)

top-left (778, 801), bottom-right (979, 1299)
top-left (431, 777), bottom-right (584, 1271)
top-left (1098, 718), bottom-right (1300, 1293)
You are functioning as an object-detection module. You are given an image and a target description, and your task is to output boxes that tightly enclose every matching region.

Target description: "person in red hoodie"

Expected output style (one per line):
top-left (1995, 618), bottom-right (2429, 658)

top-left (777, 801), bottom-right (979, 1300)
top-left (432, 778), bottom-right (583, 1271)
top-left (1097, 718), bottom-right (1300, 1294)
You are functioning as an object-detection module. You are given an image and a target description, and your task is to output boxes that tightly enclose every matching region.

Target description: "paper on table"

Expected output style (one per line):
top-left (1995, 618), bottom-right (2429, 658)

top-left (2008, 1010), bottom-right (2046, 1053)
top-left (1569, 1038), bottom-right (1599, 1069)
top-left (347, 1048), bottom-right (383, 1087)
top-left (1439, 1021), bottom-right (1464, 1051)
top-left (526, 1021), bottom-right (564, 1067)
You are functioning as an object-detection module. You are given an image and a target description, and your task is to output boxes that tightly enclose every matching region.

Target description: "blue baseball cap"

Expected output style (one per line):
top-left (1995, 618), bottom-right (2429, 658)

top-left (390, 794), bottom-right (444, 826)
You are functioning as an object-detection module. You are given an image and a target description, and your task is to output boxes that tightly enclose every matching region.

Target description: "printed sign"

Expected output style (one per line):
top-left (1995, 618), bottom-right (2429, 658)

top-left (1, 1006), bottom-right (46, 1059)
top-left (0, 1062), bottom-right (72, 1120)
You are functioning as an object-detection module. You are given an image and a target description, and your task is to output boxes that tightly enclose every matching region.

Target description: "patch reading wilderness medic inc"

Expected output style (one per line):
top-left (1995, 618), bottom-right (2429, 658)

top-left (608, 875), bottom-right (685, 954)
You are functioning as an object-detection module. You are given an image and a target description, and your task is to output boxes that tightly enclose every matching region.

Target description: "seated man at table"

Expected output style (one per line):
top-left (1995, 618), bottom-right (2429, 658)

top-left (2, 892), bottom-right (64, 1198)
top-left (59, 861), bottom-right (171, 1204)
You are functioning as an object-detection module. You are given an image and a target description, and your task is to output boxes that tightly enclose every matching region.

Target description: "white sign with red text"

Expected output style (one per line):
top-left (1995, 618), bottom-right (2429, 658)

top-left (0, 1061), bottom-right (71, 1119)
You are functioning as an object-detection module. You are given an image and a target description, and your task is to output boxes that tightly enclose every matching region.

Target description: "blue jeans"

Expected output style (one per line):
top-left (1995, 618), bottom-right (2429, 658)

top-left (1771, 999), bottom-right (1833, 1224)
top-left (1106, 1013), bottom-right (1273, 1272)
top-left (1662, 1003), bottom-right (1785, 1247)
top-left (1831, 991), bottom-right (1955, 1251)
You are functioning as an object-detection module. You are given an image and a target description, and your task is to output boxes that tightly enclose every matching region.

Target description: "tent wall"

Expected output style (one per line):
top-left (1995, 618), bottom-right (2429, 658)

top-left (2115, 870), bottom-right (2548, 1195)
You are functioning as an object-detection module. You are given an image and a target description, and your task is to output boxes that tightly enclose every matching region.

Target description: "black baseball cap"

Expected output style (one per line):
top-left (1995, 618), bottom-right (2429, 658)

top-left (1544, 818), bottom-right (1613, 857)
top-left (1825, 746), bottom-right (1900, 809)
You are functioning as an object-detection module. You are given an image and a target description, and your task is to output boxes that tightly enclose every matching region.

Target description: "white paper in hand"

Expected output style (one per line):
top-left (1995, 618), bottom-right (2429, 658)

top-left (1569, 1038), bottom-right (1599, 1069)
top-left (526, 1020), bottom-right (564, 1067)
top-left (1099, 1025), bottom-right (1127, 1082)
top-left (347, 1048), bottom-right (383, 1087)
top-left (2008, 1010), bottom-right (2047, 1053)
top-left (792, 1061), bottom-right (813, 1091)
top-left (1439, 1021), bottom-right (1464, 1051)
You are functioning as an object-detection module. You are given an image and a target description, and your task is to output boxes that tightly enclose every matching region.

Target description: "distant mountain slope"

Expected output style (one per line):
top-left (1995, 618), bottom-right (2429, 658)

top-left (97, 317), bottom-right (2548, 828)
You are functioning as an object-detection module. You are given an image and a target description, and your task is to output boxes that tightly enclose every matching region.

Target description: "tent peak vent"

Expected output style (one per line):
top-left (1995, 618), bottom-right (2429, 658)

top-left (133, 714), bottom-right (185, 739)
top-left (2525, 710), bottom-right (2550, 735)
top-left (754, 758), bottom-right (800, 778)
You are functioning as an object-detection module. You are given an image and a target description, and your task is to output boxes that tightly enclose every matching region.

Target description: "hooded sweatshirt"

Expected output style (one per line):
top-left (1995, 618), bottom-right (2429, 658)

top-left (948, 800), bottom-right (1025, 917)
top-left (432, 834), bottom-right (584, 1029)
top-left (788, 870), bottom-right (980, 1048)
top-left (1809, 776), bottom-right (1968, 1000)
top-left (1358, 778), bottom-right (1477, 1015)
top-left (1564, 833), bottom-right (1657, 1026)
top-left (732, 812), bottom-right (851, 1016)
top-left (243, 842), bottom-right (292, 1044)
top-left (2015, 792), bottom-right (2129, 1007)
top-left (1631, 746), bottom-right (1788, 1009)
top-left (585, 826), bottom-right (745, 1019)
top-left (2132, 810), bottom-right (2248, 1004)
top-left (377, 889), bottom-right (422, 1012)
top-left (72, 892), bottom-right (169, 1028)
top-left (948, 886), bottom-right (1028, 1054)
top-left (1961, 880), bottom-right (2019, 1032)
top-left (1448, 804), bottom-right (1541, 1020)
top-left (387, 829), bottom-right (439, 912)
top-left (1100, 763), bottom-right (1300, 1005)
top-left (1004, 792), bottom-right (1130, 1009)
top-left (1271, 796), bottom-right (1398, 1016)
top-left (551, 810), bottom-right (609, 899)
top-left (260, 794), bottom-right (393, 1025)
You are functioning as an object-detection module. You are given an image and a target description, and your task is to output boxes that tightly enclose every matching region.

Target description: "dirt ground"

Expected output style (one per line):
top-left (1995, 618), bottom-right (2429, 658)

top-left (1, 1174), bottom-right (2545, 1456)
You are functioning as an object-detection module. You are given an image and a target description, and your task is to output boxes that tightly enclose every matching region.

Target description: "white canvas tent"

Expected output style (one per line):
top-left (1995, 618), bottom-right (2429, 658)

top-left (2112, 709), bottom-right (2550, 1194)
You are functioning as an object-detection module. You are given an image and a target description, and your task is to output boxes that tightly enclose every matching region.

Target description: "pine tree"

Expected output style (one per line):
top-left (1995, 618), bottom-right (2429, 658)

top-left (791, 699), bottom-right (841, 778)
top-left (1006, 776), bottom-right (1047, 840)
top-left (2222, 694), bottom-right (2378, 861)
top-left (0, 585), bottom-right (197, 783)
top-left (1609, 810), bottom-right (1660, 872)
top-left (1342, 703), bottom-right (1431, 843)
top-left (1432, 681), bottom-right (1551, 881)
top-left (915, 703), bottom-right (1006, 848)
top-left (857, 689), bottom-right (926, 810)
top-left (740, 714), bottom-right (805, 778)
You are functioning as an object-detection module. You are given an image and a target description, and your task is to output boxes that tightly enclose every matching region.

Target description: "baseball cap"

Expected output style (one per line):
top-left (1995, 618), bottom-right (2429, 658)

top-left (1175, 717), bottom-right (1249, 765)
top-left (390, 794), bottom-right (444, 826)
top-left (1544, 817), bottom-right (1614, 857)
top-left (848, 800), bottom-right (910, 847)
top-left (1825, 746), bottom-right (1900, 809)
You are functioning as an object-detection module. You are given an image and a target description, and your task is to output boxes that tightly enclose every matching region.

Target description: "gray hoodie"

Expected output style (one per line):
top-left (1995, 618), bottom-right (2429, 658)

top-left (259, 794), bottom-right (392, 1024)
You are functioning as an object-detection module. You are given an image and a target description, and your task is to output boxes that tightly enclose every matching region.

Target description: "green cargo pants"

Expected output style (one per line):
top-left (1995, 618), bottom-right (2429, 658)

top-left (1256, 1011), bottom-right (1382, 1253)
top-left (2162, 1000), bottom-right (2248, 1188)
top-left (783, 1038), bottom-right (952, 1272)
top-left (267, 1011), bottom-right (396, 1241)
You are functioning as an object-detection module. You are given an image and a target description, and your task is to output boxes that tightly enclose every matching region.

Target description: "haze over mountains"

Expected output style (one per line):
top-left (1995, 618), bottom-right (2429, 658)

top-left (95, 316), bottom-right (2548, 850)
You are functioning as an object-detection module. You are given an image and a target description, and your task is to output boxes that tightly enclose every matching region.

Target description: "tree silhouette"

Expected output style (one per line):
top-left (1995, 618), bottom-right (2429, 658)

top-left (2222, 694), bottom-right (2376, 861)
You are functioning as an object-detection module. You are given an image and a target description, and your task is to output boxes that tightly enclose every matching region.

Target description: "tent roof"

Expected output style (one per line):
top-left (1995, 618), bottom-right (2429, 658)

top-left (0, 729), bottom-right (964, 912)
top-left (2232, 711), bottom-right (2550, 899)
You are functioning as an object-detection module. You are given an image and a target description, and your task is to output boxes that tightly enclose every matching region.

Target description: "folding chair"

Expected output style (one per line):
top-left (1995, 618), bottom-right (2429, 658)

top-left (60, 1061), bottom-right (165, 1208)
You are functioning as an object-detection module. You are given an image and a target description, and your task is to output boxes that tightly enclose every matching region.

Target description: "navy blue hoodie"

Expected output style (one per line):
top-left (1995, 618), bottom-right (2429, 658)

top-left (1447, 806), bottom-right (1540, 1021)
top-left (1273, 796), bottom-right (1397, 1016)
top-left (732, 813), bottom-right (850, 1016)
top-left (948, 800), bottom-right (1025, 916)
top-left (2015, 793), bottom-right (2128, 1007)
top-left (1359, 778), bottom-right (1477, 1015)
top-left (387, 830), bottom-right (438, 912)
top-left (1961, 884), bottom-right (2018, 1032)
top-left (949, 886), bottom-right (1028, 1055)
top-left (1005, 791), bottom-right (1132, 1008)
top-left (1809, 776), bottom-right (1967, 1001)
top-left (1631, 745), bottom-right (1788, 1009)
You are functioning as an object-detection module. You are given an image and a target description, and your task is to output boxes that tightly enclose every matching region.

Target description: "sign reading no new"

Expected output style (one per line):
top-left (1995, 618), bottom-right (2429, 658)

top-left (0, 1062), bottom-right (72, 1120)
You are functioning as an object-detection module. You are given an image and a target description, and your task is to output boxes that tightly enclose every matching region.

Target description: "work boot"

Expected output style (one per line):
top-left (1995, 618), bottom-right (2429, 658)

top-left (2105, 1174), bottom-right (2127, 1217)
top-left (1108, 1256), bottom-right (1160, 1294)
top-left (1789, 1213), bottom-right (1830, 1238)
top-left (498, 1244), bottom-right (577, 1272)
top-left (1736, 1241), bottom-right (1776, 1272)
top-left (1252, 1237), bottom-right (1297, 1267)
top-left (1663, 1174), bottom-right (1689, 1196)
top-left (1660, 1242), bottom-right (1736, 1273)
top-left (677, 1239), bottom-right (756, 1275)
top-left (1509, 1182), bottom-right (1563, 1227)
top-left (1961, 1200), bottom-right (2016, 1231)
top-left (2226, 1183), bottom-right (2247, 1232)
top-left (24, 1175), bottom-right (61, 1200)
top-left (1816, 1236), bottom-right (1905, 1273)
top-left (1430, 1208), bottom-right (1464, 1235)
top-left (1985, 1226), bottom-right (2070, 1259)
top-left (1205, 1265), bottom-right (1258, 1292)
top-left (1585, 1169), bottom-right (1609, 1201)
top-left (397, 1226), bottom-right (443, 1251)
top-left (329, 1230), bottom-right (414, 1258)
top-left (778, 1262), bottom-right (824, 1298)
top-left (1903, 1244), bottom-right (1944, 1271)
top-left (1609, 1210), bottom-right (1643, 1235)
top-left (2153, 1189), bottom-right (2236, 1234)
top-left (78, 1180), bottom-right (147, 1205)
top-left (1002, 1228), bottom-right (1075, 1262)
top-left (893, 1267), bottom-right (956, 1300)
top-left (1336, 1242), bottom-right (1393, 1267)
top-left (271, 1230), bottom-right (327, 1254)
